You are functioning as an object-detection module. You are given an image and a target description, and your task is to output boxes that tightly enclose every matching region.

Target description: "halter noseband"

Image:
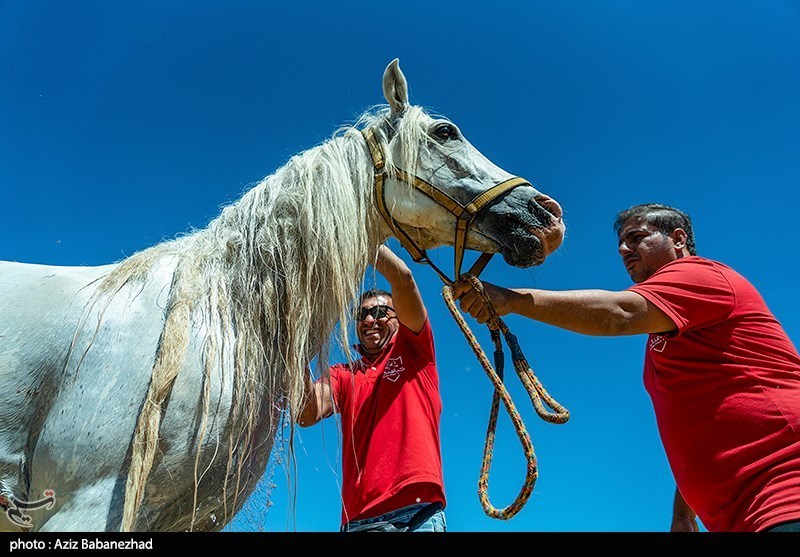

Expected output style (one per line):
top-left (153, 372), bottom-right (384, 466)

top-left (361, 126), bottom-right (531, 285)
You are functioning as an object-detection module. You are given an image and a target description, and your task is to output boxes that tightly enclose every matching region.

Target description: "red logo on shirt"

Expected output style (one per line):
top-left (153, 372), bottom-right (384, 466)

top-left (383, 357), bottom-right (405, 382)
top-left (649, 335), bottom-right (667, 353)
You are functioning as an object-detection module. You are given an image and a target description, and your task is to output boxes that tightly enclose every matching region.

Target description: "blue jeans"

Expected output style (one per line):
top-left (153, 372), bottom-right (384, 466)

top-left (342, 502), bottom-right (446, 532)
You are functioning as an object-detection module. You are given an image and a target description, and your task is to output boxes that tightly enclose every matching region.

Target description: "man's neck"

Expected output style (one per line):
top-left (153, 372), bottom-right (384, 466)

top-left (356, 343), bottom-right (385, 361)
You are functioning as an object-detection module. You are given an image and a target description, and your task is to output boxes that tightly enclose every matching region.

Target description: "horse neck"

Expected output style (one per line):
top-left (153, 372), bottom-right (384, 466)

top-left (101, 127), bottom-right (389, 531)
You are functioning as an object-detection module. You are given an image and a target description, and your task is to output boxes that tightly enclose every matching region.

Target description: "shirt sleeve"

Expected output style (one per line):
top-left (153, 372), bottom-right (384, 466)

top-left (325, 364), bottom-right (344, 410)
top-left (395, 317), bottom-right (435, 364)
top-left (628, 258), bottom-right (735, 336)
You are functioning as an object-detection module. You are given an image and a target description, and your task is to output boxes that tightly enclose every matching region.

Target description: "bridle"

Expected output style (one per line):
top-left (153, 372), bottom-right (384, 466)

top-left (361, 125), bottom-right (531, 285)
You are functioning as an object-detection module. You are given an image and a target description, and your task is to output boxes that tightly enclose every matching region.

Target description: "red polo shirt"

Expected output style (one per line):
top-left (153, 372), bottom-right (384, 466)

top-left (327, 319), bottom-right (445, 524)
top-left (630, 256), bottom-right (800, 531)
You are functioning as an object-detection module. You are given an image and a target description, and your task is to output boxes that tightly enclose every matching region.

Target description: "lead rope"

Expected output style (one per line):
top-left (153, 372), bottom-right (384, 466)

top-left (442, 274), bottom-right (570, 519)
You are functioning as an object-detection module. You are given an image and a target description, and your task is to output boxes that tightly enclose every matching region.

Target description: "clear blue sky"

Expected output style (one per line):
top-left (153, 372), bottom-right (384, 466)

top-left (2, 1), bottom-right (799, 533)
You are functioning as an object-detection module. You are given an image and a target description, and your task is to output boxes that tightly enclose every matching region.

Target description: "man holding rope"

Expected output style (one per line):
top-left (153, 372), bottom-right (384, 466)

top-left (453, 203), bottom-right (800, 532)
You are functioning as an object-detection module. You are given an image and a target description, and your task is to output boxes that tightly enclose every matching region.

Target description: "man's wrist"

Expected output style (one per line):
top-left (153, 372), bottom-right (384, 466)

top-left (510, 289), bottom-right (535, 317)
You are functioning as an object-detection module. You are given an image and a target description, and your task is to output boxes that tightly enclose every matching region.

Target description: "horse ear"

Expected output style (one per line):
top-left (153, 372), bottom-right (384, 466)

top-left (382, 58), bottom-right (408, 115)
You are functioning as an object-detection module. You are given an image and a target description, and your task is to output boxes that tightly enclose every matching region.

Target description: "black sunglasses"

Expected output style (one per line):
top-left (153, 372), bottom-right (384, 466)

top-left (355, 305), bottom-right (396, 321)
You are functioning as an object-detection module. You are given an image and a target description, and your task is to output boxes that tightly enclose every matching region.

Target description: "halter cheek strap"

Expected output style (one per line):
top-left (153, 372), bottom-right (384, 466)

top-left (361, 126), bottom-right (530, 285)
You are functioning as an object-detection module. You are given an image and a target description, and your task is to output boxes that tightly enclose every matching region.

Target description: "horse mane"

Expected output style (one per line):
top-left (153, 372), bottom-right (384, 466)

top-left (73, 104), bottom-right (434, 530)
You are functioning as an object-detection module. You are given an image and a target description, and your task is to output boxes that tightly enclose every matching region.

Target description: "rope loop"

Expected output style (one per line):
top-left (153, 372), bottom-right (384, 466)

top-left (442, 273), bottom-right (570, 519)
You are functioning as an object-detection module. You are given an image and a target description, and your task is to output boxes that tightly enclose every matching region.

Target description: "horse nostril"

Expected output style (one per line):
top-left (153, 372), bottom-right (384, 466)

top-left (534, 195), bottom-right (563, 222)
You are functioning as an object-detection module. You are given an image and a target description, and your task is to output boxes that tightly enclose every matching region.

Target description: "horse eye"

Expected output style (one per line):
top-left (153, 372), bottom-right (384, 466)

top-left (432, 123), bottom-right (458, 141)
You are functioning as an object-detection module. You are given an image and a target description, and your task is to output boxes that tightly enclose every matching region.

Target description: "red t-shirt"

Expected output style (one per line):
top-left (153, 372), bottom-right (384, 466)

top-left (327, 319), bottom-right (445, 524)
top-left (629, 256), bottom-right (800, 531)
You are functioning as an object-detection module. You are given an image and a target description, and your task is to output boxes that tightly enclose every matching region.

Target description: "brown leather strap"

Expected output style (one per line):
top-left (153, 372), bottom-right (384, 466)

top-left (361, 126), bottom-right (526, 284)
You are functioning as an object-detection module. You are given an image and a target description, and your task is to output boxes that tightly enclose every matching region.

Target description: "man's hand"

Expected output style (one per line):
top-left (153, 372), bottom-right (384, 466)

top-left (670, 515), bottom-right (699, 532)
top-left (671, 488), bottom-right (699, 532)
top-left (451, 279), bottom-right (514, 324)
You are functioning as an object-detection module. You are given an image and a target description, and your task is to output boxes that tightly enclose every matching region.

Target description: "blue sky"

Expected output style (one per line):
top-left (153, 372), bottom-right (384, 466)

top-left (2, 1), bottom-right (799, 533)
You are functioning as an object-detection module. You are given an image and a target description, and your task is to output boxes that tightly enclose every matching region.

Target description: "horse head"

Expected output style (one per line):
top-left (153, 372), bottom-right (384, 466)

top-left (364, 59), bottom-right (565, 279)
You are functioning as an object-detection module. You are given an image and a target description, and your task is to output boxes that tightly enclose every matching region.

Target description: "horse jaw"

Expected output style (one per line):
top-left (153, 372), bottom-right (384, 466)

top-left (382, 188), bottom-right (565, 268)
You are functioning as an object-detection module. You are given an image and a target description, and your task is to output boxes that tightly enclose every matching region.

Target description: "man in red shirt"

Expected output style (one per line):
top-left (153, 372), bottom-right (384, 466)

top-left (453, 203), bottom-right (800, 532)
top-left (298, 244), bottom-right (446, 532)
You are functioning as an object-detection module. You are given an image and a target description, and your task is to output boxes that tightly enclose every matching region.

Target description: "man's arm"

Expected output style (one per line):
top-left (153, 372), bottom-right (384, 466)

top-left (374, 244), bottom-right (427, 334)
top-left (296, 372), bottom-right (334, 428)
top-left (452, 281), bottom-right (676, 336)
top-left (670, 487), bottom-right (699, 532)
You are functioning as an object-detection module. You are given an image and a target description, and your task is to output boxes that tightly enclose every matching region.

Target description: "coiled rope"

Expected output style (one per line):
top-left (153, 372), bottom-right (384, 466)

top-left (442, 274), bottom-right (570, 519)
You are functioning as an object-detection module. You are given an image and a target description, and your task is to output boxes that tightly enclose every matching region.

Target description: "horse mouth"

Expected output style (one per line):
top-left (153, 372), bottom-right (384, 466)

top-left (474, 220), bottom-right (562, 268)
top-left (530, 219), bottom-right (565, 257)
top-left (498, 226), bottom-right (562, 267)
top-left (501, 243), bottom-right (546, 267)
top-left (488, 198), bottom-right (565, 268)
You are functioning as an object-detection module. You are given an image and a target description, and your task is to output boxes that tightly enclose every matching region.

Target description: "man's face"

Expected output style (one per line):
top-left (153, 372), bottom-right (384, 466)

top-left (356, 295), bottom-right (399, 355)
top-left (617, 218), bottom-right (680, 283)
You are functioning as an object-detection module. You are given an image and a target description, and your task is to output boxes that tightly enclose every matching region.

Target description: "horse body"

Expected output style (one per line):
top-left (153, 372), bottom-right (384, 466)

top-left (1, 260), bottom-right (167, 530)
top-left (2, 255), bottom-right (273, 532)
top-left (0, 60), bottom-right (565, 531)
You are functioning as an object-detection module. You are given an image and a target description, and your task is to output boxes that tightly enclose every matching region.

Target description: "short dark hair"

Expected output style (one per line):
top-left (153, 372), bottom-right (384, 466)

top-left (613, 203), bottom-right (696, 255)
top-left (359, 288), bottom-right (392, 305)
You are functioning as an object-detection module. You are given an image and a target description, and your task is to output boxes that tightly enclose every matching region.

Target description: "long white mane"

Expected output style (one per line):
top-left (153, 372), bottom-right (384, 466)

top-left (77, 105), bottom-right (433, 529)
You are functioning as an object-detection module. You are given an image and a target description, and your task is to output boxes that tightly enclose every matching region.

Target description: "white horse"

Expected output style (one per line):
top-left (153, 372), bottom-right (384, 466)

top-left (0, 59), bottom-right (565, 532)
